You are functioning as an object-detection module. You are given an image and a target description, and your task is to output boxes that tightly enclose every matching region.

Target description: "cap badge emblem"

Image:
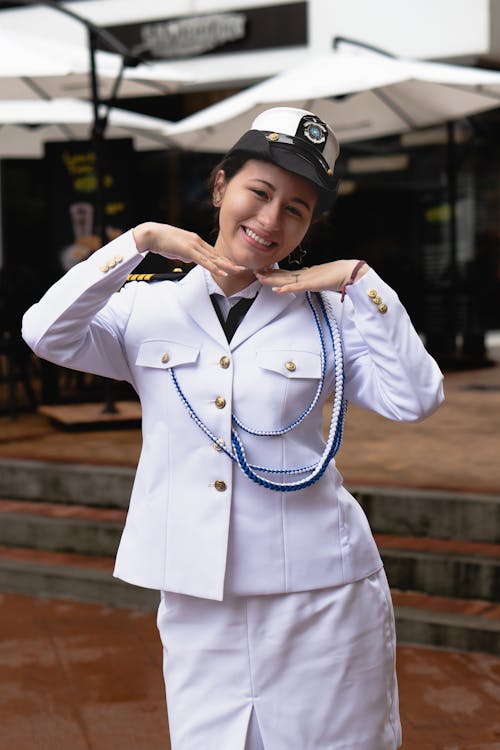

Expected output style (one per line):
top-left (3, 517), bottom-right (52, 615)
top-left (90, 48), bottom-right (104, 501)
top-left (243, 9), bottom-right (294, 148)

top-left (303, 120), bottom-right (327, 145)
top-left (266, 132), bottom-right (280, 141)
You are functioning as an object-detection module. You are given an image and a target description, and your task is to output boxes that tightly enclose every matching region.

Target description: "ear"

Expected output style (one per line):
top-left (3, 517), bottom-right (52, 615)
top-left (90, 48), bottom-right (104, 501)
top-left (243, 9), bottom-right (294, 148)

top-left (212, 169), bottom-right (227, 207)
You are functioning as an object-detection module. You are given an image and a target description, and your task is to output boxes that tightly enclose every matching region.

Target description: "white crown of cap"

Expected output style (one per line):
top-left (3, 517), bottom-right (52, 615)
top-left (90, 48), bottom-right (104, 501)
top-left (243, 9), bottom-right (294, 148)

top-left (251, 107), bottom-right (340, 168)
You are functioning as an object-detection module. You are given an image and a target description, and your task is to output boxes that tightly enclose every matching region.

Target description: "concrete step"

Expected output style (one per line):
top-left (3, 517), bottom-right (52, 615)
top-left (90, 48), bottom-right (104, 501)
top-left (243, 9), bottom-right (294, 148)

top-left (353, 485), bottom-right (500, 543)
top-left (0, 498), bottom-right (125, 556)
top-left (1, 459), bottom-right (499, 543)
top-left (377, 533), bottom-right (500, 601)
top-left (1, 496), bottom-right (500, 600)
top-left (0, 545), bottom-right (159, 611)
top-left (0, 458), bottom-right (134, 508)
top-left (2, 498), bottom-right (499, 602)
top-left (0, 545), bottom-right (498, 653)
top-left (392, 589), bottom-right (500, 655)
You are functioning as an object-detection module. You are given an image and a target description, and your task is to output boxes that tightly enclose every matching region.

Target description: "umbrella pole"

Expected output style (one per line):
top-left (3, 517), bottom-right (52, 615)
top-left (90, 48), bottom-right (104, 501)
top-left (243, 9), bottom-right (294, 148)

top-left (89, 29), bottom-right (106, 250)
top-left (88, 28), bottom-right (118, 415)
top-left (445, 121), bottom-right (459, 355)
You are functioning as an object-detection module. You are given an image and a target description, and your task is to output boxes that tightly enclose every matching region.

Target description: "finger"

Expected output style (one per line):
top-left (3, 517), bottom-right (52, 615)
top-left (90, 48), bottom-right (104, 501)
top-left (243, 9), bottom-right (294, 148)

top-left (190, 249), bottom-right (229, 276)
top-left (213, 256), bottom-right (247, 273)
top-left (271, 283), bottom-right (305, 294)
top-left (256, 272), bottom-right (298, 288)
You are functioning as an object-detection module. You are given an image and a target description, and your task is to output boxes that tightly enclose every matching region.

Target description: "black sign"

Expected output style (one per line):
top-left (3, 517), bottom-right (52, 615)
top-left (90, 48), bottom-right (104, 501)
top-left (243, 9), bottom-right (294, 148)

top-left (45, 139), bottom-right (134, 272)
top-left (99, 3), bottom-right (307, 61)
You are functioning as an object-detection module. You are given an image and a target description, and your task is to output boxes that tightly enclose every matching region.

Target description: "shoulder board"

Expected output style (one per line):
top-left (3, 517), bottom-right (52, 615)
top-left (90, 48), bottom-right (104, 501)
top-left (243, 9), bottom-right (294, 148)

top-left (124, 271), bottom-right (186, 283)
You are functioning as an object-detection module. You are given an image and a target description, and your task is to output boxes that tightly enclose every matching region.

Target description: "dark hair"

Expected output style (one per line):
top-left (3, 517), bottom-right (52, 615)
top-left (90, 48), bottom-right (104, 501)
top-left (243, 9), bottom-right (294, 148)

top-left (207, 151), bottom-right (271, 193)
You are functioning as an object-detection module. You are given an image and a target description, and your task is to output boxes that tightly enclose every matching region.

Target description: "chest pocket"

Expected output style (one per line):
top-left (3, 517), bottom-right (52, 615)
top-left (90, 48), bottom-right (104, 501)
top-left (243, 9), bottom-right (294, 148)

top-left (233, 348), bottom-right (322, 433)
top-left (256, 349), bottom-right (321, 379)
top-left (135, 339), bottom-right (200, 369)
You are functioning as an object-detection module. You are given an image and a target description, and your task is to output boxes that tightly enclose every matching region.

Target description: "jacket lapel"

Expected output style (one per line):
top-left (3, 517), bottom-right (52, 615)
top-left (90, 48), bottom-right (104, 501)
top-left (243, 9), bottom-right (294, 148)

top-left (230, 283), bottom-right (297, 349)
top-left (174, 264), bottom-right (298, 349)
top-left (174, 265), bottom-right (226, 346)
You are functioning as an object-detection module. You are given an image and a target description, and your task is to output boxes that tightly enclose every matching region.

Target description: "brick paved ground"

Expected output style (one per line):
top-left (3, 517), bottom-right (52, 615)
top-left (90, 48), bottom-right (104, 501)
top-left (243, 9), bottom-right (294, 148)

top-left (1, 592), bottom-right (499, 750)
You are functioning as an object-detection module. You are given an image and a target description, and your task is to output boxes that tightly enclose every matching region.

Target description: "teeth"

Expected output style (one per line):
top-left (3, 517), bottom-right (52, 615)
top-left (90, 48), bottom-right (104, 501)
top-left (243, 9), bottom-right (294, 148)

top-left (244, 228), bottom-right (272, 246)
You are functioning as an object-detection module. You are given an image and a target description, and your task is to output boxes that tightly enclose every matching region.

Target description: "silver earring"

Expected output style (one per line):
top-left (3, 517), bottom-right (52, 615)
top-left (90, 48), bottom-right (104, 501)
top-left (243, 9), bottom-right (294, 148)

top-left (288, 244), bottom-right (307, 266)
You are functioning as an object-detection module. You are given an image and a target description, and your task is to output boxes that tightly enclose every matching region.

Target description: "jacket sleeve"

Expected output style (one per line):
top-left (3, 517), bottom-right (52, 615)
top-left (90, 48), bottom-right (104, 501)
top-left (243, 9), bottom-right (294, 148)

top-left (22, 230), bottom-right (144, 383)
top-left (337, 267), bottom-right (444, 422)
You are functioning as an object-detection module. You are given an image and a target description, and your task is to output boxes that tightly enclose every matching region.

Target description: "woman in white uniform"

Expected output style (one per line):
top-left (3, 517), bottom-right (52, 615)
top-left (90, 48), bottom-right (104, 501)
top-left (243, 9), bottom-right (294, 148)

top-left (22, 107), bottom-right (444, 750)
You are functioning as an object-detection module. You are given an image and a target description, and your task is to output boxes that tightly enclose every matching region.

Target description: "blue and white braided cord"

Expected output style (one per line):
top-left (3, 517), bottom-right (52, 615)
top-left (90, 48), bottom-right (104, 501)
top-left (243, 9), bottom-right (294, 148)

top-left (168, 291), bottom-right (346, 492)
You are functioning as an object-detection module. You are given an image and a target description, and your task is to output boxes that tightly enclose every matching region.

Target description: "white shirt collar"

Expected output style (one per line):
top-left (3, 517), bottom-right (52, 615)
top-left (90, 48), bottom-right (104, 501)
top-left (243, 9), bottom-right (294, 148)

top-left (203, 267), bottom-right (262, 301)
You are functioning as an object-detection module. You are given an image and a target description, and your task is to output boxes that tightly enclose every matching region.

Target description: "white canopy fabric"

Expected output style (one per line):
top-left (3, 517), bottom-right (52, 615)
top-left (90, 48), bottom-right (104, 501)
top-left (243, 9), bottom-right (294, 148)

top-left (0, 27), bottom-right (192, 100)
top-left (166, 46), bottom-right (500, 151)
top-left (0, 3), bottom-right (304, 93)
top-left (0, 98), bottom-right (174, 157)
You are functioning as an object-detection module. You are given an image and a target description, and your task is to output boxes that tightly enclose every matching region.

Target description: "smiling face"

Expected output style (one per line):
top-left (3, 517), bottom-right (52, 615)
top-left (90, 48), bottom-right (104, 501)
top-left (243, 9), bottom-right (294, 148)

top-left (213, 159), bottom-right (317, 278)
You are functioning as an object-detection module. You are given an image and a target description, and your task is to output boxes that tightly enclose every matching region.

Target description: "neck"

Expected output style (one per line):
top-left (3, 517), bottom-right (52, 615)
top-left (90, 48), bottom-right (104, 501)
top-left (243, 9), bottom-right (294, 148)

top-left (211, 269), bottom-right (257, 296)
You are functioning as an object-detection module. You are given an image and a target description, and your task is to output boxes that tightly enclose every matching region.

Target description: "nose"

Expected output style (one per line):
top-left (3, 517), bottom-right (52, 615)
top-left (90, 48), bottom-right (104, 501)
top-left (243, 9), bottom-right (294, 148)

top-left (257, 199), bottom-right (280, 232)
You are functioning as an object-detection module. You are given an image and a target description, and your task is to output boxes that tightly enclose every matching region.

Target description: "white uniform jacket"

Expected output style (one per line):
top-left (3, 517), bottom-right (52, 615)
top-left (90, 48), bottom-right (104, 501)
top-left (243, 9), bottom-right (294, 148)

top-left (22, 230), bottom-right (444, 601)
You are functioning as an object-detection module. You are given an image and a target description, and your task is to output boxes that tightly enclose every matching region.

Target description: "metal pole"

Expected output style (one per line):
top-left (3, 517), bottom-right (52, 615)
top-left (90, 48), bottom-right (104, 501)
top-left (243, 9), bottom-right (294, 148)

top-left (88, 29), bottom-right (118, 415)
top-left (446, 120), bottom-right (459, 352)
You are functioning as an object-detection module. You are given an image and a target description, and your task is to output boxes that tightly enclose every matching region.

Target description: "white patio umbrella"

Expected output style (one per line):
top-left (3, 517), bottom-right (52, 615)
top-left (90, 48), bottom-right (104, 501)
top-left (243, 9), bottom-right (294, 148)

top-left (166, 43), bottom-right (500, 151)
top-left (0, 98), bottom-right (174, 157)
top-left (0, 27), bottom-right (192, 100)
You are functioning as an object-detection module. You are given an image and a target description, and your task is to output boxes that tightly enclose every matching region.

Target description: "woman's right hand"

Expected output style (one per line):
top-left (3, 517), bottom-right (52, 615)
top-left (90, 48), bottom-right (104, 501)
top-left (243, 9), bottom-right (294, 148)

top-left (132, 221), bottom-right (243, 278)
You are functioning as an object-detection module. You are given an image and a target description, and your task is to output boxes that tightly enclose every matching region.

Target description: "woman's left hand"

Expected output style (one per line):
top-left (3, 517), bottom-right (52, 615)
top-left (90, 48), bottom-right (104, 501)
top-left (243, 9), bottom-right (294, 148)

top-left (255, 260), bottom-right (369, 294)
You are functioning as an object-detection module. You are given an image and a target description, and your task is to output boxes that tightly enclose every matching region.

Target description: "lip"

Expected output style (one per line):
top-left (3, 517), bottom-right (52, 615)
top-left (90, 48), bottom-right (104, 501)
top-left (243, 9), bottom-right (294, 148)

top-left (240, 225), bottom-right (277, 252)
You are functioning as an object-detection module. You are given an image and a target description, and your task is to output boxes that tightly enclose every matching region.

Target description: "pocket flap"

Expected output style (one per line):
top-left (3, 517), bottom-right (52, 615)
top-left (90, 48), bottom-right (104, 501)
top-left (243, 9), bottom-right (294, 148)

top-left (136, 339), bottom-right (200, 369)
top-left (256, 349), bottom-right (321, 379)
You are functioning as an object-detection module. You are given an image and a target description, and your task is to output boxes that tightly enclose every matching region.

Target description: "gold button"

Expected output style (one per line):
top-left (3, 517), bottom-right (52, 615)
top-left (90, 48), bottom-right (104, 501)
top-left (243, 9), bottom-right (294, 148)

top-left (214, 480), bottom-right (227, 492)
top-left (173, 267), bottom-right (183, 273)
top-left (114, 255), bottom-right (123, 263)
top-left (367, 289), bottom-right (377, 299)
top-left (285, 361), bottom-right (296, 372)
top-left (107, 258), bottom-right (116, 268)
top-left (372, 295), bottom-right (382, 305)
top-left (100, 264), bottom-right (109, 273)
top-left (267, 132), bottom-right (280, 141)
top-left (378, 304), bottom-right (388, 314)
top-left (219, 356), bottom-right (230, 369)
top-left (161, 353), bottom-right (169, 364)
top-left (213, 438), bottom-right (226, 452)
top-left (215, 396), bottom-right (226, 409)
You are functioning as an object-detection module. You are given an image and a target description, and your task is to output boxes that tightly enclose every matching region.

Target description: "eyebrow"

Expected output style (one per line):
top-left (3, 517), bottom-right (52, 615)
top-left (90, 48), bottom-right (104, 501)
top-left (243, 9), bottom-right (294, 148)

top-left (252, 179), bottom-right (313, 212)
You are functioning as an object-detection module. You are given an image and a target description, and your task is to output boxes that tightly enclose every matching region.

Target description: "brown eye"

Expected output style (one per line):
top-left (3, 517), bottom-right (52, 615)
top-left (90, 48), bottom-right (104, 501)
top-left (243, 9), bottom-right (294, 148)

top-left (251, 188), bottom-right (267, 199)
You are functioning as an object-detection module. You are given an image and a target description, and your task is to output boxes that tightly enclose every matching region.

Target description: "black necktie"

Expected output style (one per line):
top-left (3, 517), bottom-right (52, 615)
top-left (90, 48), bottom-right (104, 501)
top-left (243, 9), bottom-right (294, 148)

top-left (210, 294), bottom-right (256, 342)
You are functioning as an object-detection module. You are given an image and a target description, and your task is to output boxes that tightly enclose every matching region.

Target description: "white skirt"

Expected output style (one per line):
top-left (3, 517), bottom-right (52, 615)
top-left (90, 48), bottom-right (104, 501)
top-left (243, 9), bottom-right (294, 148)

top-left (157, 569), bottom-right (402, 750)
